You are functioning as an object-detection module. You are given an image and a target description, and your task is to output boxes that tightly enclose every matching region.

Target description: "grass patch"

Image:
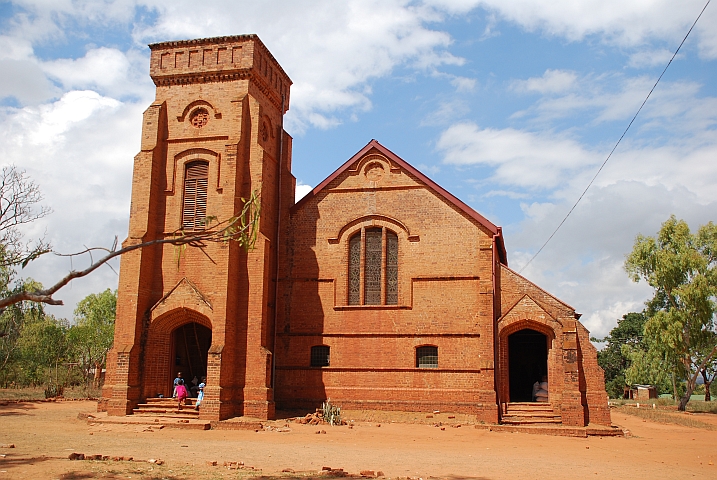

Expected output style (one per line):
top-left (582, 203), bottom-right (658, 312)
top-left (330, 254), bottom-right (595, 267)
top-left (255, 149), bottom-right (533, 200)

top-left (611, 397), bottom-right (717, 413)
top-left (0, 386), bottom-right (102, 401)
top-left (686, 401), bottom-right (717, 414)
top-left (616, 405), bottom-right (717, 430)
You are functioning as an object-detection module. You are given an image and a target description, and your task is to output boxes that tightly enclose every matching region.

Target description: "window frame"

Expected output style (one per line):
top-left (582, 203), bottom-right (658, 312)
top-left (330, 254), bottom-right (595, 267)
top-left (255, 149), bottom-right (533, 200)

top-left (310, 345), bottom-right (330, 367)
top-left (182, 160), bottom-right (209, 231)
top-left (347, 226), bottom-right (398, 306)
top-left (416, 345), bottom-right (438, 369)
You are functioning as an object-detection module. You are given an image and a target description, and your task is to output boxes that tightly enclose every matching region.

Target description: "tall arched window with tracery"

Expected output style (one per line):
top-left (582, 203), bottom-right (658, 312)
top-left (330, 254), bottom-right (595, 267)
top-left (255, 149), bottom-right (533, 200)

top-left (347, 227), bottom-right (398, 305)
top-left (182, 161), bottom-right (209, 230)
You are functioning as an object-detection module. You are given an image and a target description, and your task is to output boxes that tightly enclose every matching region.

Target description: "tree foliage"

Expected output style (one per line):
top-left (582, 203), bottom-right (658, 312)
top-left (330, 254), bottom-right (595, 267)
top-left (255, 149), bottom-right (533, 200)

top-left (625, 215), bottom-right (717, 410)
top-left (593, 312), bottom-right (647, 398)
top-left (67, 289), bottom-right (116, 386)
top-left (0, 166), bottom-right (51, 268)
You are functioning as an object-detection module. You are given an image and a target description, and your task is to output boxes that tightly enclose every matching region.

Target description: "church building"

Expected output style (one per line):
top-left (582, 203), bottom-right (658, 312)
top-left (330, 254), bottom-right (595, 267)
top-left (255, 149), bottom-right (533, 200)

top-left (101, 34), bottom-right (611, 427)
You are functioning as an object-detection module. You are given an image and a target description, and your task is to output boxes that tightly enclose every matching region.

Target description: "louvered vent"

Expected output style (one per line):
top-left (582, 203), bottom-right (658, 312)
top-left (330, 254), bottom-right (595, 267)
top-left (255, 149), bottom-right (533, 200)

top-left (182, 161), bottom-right (209, 230)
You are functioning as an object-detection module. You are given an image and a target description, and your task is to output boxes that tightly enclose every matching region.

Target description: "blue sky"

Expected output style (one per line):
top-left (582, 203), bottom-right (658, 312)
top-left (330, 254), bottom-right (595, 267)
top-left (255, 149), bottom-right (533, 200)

top-left (1, 0), bottom-right (716, 339)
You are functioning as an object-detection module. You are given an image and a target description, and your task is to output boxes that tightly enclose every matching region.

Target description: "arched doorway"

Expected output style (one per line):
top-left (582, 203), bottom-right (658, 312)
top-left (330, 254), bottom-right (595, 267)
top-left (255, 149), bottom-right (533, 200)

top-left (170, 322), bottom-right (212, 388)
top-left (508, 328), bottom-right (548, 402)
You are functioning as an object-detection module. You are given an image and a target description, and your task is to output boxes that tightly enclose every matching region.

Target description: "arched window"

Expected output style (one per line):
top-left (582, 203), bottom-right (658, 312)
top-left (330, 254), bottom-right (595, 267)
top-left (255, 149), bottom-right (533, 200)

top-left (310, 345), bottom-right (330, 367)
top-left (416, 346), bottom-right (438, 369)
top-left (182, 161), bottom-right (209, 230)
top-left (348, 227), bottom-right (398, 305)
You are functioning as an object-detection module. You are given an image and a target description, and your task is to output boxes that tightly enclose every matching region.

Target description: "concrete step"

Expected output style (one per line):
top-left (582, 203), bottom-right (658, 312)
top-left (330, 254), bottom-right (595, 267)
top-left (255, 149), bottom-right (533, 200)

top-left (504, 411), bottom-right (561, 418)
top-left (90, 415), bottom-right (210, 430)
top-left (135, 404), bottom-right (200, 411)
top-left (501, 416), bottom-right (562, 425)
top-left (506, 402), bottom-right (552, 410)
top-left (132, 409), bottom-right (199, 418)
top-left (143, 398), bottom-right (198, 406)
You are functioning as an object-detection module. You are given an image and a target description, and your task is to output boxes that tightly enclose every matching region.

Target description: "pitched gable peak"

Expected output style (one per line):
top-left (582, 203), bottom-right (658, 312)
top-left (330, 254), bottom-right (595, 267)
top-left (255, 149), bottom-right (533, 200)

top-left (292, 139), bottom-right (507, 263)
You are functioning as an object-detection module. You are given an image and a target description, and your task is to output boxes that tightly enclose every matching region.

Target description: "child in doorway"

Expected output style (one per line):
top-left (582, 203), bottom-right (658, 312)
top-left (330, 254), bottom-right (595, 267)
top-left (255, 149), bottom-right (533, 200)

top-left (176, 382), bottom-right (189, 410)
top-left (172, 372), bottom-right (183, 398)
top-left (195, 378), bottom-right (206, 410)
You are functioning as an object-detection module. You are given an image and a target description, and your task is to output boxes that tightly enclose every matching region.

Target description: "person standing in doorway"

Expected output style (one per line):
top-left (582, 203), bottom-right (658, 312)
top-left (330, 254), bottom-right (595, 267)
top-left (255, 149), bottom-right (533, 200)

top-left (195, 377), bottom-right (206, 410)
top-left (173, 372), bottom-right (183, 398)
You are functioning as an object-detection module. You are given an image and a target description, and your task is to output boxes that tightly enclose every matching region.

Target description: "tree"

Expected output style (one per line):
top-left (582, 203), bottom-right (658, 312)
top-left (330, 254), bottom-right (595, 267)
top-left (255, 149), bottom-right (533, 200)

top-left (625, 215), bottom-right (717, 410)
top-left (67, 289), bottom-right (116, 386)
top-left (593, 312), bottom-right (647, 398)
top-left (16, 314), bottom-right (68, 386)
top-left (0, 165), bottom-right (51, 268)
top-left (0, 278), bottom-right (47, 384)
top-left (700, 352), bottom-right (717, 402)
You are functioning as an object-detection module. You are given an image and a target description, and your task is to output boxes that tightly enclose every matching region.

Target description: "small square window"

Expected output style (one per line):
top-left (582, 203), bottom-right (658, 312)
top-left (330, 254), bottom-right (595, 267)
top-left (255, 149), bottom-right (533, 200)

top-left (416, 346), bottom-right (438, 368)
top-left (311, 345), bottom-right (330, 367)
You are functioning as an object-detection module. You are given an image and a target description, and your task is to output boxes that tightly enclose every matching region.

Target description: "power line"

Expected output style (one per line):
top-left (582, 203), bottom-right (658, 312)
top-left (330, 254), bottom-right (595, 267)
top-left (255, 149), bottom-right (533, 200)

top-left (518, 0), bottom-right (711, 274)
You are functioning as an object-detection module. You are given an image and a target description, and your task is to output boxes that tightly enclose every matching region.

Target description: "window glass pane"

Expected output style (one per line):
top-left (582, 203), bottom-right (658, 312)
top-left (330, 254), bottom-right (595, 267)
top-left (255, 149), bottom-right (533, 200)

top-left (417, 346), bottom-right (438, 368)
top-left (348, 234), bottom-right (361, 305)
top-left (386, 231), bottom-right (398, 305)
top-left (310, 345), bottom-right (330, 367)
top-left (364, 228), bottom-right (382, 305)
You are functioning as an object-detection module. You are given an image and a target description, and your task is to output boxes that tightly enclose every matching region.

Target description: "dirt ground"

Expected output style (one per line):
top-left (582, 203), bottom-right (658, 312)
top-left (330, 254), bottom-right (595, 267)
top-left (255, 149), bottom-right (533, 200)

top-left (0, 401), bottom-right (715, 479)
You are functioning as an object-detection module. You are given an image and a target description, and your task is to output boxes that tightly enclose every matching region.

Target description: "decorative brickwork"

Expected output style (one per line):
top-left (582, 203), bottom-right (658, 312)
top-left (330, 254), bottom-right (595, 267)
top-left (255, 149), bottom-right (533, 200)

top-left (103, 34), bottom-right (610, 427)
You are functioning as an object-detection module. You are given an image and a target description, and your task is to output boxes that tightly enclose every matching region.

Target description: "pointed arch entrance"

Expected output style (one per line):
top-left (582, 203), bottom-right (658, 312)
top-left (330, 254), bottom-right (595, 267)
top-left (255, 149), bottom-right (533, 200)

top-left (171, 322), bottom-right (212, 386)
top-left (498, 319), bottom-right (557, 406)
top-left (508, 328), bottom-right (548, 402)
top-left (143, 308), bottom-right (212, 399)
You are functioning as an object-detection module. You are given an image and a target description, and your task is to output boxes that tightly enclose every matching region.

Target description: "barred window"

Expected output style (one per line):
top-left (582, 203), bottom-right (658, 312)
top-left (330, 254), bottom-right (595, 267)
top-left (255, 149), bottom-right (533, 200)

top-left (416, 346), bottom-right (438, 369)
top-left (182, 161), bottom-right (209, 230)
top-left (347, 227), bottom-right (398, 305)
top-left (310, 345), bottom-right (330, 367)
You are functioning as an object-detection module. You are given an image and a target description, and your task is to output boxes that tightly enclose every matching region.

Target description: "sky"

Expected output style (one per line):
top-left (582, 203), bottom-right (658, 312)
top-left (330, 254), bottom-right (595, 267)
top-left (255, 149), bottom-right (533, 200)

top-left (0, 0), bottom-right (716, 340)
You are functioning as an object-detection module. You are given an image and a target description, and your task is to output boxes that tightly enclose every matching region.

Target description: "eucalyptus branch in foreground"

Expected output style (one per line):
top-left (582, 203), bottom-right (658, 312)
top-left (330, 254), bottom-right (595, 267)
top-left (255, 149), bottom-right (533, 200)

top-left (0, 190), bottom-right (260, 310)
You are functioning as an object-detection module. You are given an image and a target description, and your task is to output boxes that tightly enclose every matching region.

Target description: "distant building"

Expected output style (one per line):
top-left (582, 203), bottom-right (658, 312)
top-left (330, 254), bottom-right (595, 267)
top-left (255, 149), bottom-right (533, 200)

top-left (101, 34), bottom-right (611, 427)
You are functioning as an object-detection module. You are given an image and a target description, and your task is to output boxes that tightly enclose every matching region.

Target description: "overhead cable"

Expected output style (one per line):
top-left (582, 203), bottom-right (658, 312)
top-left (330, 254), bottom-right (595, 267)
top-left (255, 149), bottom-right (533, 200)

top-left (518, 0), bottom-right (711, 274)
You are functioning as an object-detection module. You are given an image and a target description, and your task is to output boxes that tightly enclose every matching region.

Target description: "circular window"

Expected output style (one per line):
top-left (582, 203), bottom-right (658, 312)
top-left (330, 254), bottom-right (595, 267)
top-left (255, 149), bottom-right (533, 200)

top-left (189, 108), bottom-right (209, 128)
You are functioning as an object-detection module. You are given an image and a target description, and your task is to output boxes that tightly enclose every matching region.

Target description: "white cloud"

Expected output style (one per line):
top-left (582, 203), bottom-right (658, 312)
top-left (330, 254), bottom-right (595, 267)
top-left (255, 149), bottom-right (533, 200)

top-left (42, 47), bottom-right (153, 100)
top-left (127, 0), bottom-right (465, 133)
top-left (426, 0), bottom-right (717, 56)
top-left (627, 48), bottom-right (678, 68)
top-left (437, 122), bottom-right (599, 188)
top-left (1, 91), bottom-right (143, 318)
top-left (0, 59), bottom-right (57, 104)
top-left (512, 69), bottom-right (577, 94)
top-left (295, 182), bottom-right (313, 202)
top-left (450, 76), bottom-right (477, 92)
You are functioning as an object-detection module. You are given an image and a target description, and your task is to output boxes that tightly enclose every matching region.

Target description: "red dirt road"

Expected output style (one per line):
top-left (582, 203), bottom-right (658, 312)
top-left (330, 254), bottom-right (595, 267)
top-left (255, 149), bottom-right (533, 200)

top-left (0, 401), bottom-right (714, 479)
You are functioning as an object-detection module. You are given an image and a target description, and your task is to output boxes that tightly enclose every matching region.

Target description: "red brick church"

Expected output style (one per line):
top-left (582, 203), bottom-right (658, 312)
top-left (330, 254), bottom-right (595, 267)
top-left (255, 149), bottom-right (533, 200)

top-left (101, 34), bottom-right (611, 427)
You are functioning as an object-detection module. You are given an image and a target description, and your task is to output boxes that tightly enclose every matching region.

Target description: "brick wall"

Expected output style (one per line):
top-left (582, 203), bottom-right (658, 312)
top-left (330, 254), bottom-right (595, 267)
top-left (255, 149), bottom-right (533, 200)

top-left (275, 147), bottom-right (498, 422)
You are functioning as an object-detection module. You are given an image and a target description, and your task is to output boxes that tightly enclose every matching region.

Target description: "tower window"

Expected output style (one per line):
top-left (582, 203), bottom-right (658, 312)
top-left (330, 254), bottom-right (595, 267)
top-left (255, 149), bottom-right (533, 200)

top-left (416, 346), bottom-right (438, 369)
top-left (310, 345), bottom-right (330, 367)
top-left (348, 227), bottom-right (398, 305)
top-left (182, 161), bottom-right (209, 230)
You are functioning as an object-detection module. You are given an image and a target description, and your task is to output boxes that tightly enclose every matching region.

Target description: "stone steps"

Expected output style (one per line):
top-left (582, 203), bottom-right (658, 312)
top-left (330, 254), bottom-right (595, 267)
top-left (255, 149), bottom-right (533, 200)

top-left (132, 397), bottom-right (201, 419)
top-left (502, 402), bottom-right (562, 425)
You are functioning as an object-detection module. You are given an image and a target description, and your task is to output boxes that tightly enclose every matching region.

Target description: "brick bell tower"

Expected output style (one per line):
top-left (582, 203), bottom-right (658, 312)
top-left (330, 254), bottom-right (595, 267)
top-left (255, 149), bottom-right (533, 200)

top-left (102, 35), bottom-right (294, 420)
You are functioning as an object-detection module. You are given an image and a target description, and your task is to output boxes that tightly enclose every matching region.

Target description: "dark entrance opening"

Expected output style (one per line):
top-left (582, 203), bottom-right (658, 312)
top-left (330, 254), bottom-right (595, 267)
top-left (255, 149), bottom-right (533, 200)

top-left (171, 322), bottom-right (212, 388)
top-left (508, 328), bottom-right (548, 402)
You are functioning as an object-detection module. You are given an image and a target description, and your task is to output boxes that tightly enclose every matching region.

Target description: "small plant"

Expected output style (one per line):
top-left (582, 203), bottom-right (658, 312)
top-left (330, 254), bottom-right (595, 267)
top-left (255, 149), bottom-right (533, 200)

top-left (322, 398), bottom-right (342, 426)
top-left (44, 383), bottom-right (64, 399)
